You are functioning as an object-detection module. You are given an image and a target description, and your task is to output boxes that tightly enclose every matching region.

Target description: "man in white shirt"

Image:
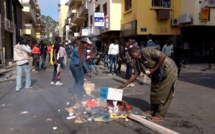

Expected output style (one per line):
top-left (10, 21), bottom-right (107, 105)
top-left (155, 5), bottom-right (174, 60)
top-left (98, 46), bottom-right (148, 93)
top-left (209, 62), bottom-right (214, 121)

top-left (108, 39), bottom-right (119, 75)
top-left (14, 37), bottom-right (32, 91)
top-left (162, 40), bottom-right (174, 58)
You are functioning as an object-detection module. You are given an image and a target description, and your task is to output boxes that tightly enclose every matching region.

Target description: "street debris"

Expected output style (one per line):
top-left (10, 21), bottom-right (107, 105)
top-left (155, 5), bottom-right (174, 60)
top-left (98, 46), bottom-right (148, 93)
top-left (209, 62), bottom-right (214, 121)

top-left (53, 127), bottom-right (57, 130)
top-left (46, 118), bottom-right (52, 121)
top-left (65, 87), bottom-right (133, 124)
top-left (58, 109), bottom-right (61, 112)
top-left (20, 111), bottom-right (29, 114)
top-left (0, 104), bottom-right (5, 107)
top-left (66, 102), bottom-right (70, 105)
top-left (67, 116), bottom-right (76, 120)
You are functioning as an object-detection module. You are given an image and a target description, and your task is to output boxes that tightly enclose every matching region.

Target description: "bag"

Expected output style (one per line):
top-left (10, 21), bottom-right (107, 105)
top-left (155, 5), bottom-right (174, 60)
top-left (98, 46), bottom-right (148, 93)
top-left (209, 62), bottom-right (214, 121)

top-left (152, 65), bottom-right (167, 83)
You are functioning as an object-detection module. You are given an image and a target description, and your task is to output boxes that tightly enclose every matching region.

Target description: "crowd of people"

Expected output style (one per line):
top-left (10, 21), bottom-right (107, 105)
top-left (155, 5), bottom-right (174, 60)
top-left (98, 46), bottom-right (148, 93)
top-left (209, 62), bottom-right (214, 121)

top-left (12, 34), bottom-right (214, 122)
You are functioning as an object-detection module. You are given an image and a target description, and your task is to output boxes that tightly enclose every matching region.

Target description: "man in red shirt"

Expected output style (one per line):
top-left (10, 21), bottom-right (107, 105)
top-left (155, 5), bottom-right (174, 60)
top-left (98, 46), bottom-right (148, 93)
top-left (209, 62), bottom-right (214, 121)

top-left (32, 42), bottom-right (40, 71)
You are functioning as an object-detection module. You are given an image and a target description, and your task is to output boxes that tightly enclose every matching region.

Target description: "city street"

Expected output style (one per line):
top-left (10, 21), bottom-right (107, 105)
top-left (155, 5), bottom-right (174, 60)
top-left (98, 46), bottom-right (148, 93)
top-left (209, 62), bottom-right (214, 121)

top-left (0, 63), bottom-right (215, 134)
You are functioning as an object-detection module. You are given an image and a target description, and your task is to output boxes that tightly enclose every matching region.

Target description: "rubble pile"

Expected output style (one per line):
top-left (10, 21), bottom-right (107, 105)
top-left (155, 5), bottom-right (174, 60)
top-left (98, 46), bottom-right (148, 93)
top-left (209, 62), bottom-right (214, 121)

top-left (65, 86), bottom-right (133, 123)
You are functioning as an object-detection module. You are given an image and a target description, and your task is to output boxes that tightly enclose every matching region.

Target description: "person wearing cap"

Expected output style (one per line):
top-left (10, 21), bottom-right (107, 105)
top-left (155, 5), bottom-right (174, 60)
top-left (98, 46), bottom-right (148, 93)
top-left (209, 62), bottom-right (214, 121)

top-left (69, 37), bottom-right (92, 106)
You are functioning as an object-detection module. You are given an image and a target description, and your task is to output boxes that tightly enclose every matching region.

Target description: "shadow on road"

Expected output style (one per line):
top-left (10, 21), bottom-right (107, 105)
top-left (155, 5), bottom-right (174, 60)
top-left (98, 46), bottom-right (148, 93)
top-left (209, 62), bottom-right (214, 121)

top-left (123, 96), bottom-right (150, 112)
top-left (178, 72), bottom-right (215, 90)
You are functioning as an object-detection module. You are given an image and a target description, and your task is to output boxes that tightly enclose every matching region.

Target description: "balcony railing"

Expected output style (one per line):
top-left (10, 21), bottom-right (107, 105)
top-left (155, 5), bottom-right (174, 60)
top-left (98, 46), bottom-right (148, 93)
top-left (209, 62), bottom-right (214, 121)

top-left (23, 24), bottom-right (36, 37)
top-left (78, 2), bottom-right (88, 17)
top-left (67, 8), bottom-right (77, 18)
top-left (72, 14), bottom-right (78, 23)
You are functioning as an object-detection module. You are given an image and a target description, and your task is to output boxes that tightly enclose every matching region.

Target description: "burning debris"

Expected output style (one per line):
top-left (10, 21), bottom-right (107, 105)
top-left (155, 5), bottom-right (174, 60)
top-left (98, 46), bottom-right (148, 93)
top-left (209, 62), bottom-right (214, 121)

top-left (65, 87), bottom-right (133, 123)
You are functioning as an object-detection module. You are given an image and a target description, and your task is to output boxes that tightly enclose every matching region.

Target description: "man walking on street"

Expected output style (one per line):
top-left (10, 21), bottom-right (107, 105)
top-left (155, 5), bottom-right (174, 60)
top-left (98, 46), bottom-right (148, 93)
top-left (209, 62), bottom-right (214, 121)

top-left (14, 37), bottom-right (32, 91)
top-left (51, 36), bottom-right (63, 86)
top-left (108, 39), bottom-right (119, 75)
top-left (40, 41), bottom-right (47, 70)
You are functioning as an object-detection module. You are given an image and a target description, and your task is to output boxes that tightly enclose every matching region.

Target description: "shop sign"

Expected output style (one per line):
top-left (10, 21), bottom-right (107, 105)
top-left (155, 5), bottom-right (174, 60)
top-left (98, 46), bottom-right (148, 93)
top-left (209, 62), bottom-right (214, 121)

top-left (121, 20), bottom-right (137, 37)
top-left (201, 7), bottom-right (210, 21)
top-left (94, 12), bottom-right (104, 27)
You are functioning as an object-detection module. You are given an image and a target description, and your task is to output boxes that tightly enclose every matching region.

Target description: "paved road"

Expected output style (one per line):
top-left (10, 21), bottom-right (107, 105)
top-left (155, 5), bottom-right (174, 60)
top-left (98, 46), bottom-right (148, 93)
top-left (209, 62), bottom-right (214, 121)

top-left (0, 64), bottom-right (215, 134)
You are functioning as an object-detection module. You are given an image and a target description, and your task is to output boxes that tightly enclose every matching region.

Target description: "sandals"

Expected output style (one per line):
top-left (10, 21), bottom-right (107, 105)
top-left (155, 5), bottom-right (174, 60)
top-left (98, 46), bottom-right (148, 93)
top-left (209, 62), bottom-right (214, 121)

top-left (142, 111), bottom-right (152, 117)
top-left (148, 116), bottom-right (164, 122)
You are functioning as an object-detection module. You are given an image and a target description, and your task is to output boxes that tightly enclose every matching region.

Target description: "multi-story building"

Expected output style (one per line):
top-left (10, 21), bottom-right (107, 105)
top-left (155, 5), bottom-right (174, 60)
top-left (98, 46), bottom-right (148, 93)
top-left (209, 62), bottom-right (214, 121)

top-left (121, 0), bottom-right (181, 45)
top-left (180, 0), bottom-right (215, 62)
top-left (58, 0), bottom-right (69, 38)
top-left (19, 0), bottom-right (42, 43)
top-left (68, 0), bottom-right (89, 40)
top-left (0, 0), bottom-right (23, 67)
top-left (62, 17), bottom-right (71, 42)
top-left (87, 0), bottom-right (121, 48)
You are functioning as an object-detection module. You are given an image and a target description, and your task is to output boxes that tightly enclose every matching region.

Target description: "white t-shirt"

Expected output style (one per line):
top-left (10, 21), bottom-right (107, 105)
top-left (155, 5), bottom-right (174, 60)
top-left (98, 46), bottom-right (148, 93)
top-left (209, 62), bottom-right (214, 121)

top-left (108, 43), bottom-right (119, 55)
top-left (162, 44), bottom-right (174, 57)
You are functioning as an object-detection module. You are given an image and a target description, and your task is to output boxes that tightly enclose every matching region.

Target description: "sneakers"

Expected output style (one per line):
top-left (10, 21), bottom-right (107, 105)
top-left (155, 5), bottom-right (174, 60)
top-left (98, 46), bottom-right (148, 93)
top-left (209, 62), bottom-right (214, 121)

top-left (50, 81), bottom-right (55, 85)
top-left (16, 88), bottom-right (21, 92)
top-left (55, 81), bottom-right (63, 86)
top-left (108, 73), bottom-right (112, 76)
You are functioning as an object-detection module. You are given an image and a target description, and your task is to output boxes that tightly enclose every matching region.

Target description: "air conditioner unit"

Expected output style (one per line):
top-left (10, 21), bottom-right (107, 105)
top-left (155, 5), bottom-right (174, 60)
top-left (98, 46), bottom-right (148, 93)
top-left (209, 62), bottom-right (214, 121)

top-left (4, 19), bottom-right (10, 29)
top-left (171, 18), bottom-right (179, 26)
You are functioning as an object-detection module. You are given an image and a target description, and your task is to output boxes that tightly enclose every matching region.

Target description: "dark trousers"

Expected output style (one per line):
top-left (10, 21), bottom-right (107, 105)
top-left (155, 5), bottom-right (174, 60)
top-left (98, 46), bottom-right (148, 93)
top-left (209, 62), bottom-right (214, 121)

top-left (41, 54), bottom-right (47, 69)
top-left (52, 63), bottom-right (61, 82)
top-left (70, 64), bottom-right (86, 102)
top-left (33, 55), bottom-right (39, 71)
top-left (125, 63), bottom-right (132, 79)
top-left (117, 60), bottom-right (122, 73)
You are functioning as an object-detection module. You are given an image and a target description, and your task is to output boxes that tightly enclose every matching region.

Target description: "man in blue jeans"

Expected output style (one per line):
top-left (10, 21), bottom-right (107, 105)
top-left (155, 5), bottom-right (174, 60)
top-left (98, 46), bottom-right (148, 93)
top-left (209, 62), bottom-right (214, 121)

top-left (14, 37), bottom-right (32, 91)
top-left (108, 39), bottom-right (119, 75)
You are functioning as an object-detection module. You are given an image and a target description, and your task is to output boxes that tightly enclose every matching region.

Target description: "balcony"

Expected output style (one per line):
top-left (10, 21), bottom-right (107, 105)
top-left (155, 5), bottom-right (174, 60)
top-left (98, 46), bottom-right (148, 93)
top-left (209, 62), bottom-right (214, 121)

top-left (22, 5), bottom-right (36, 23)
top-left (23, 24), bottom-right (36, 37)
top-left (68, 0), bottom-right (75, 7)
top-left (20, 0), bottom-right (36, 8)
top-left (69, 23), bottom-right (77, 29)
top-left (35, 3), bottom-right (41, 14)
top-left (71, 14), bottom-right (84, 24)
top-left (78, 2), bottom-right (88, 17)
top-left (36, 14), bottom-right (41, 24)
top-left (67, 8), bottom-right (77, 18)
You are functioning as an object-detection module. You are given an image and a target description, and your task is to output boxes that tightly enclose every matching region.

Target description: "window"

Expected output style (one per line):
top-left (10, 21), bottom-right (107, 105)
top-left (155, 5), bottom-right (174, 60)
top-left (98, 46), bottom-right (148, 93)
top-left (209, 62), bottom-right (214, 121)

top-left (103, 3), bottom-right (107, 16)
top-left (152, 0), bottom-right (170, 8)
top-left (125, 0), bottom-right (132, 11)
top-left (208, 0), bottom-right (215, 6)
top-left (95, 5), bottom-right (100, 12)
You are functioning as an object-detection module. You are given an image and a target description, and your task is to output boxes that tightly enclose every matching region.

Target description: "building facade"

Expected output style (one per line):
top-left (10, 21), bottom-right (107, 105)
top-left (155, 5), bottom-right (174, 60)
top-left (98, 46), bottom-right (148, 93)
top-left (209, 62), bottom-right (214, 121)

top-left (58, 0), bottom-right (69, 38)
top-left (0, 0), bottom-right (23, 67)
top-left (88, 0), bottom-right (121, 47)
top-left (121, 0), bottom-right (181, 45)
top-left (19, 0), bottom-right (42, 43)
top-left (180, 0), bottom-right (215, 62)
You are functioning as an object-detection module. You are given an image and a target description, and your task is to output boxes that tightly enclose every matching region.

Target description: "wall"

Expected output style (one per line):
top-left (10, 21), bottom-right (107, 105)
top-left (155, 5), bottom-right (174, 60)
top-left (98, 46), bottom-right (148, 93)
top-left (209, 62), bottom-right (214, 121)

top-left (109, 0), bottom-right (121, 30)
top-left (59, 4), bottom-right (68, 37)
top-left (181, 0), bottom-right (215, 26)
top-left (121, 0), bottom-right (181, 35)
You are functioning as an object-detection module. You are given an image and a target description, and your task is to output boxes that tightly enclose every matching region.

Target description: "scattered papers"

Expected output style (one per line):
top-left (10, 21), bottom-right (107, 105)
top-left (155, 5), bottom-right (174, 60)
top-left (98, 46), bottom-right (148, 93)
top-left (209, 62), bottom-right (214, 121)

top-left (20, 111), bottom-right (29, 114)
top-left (53, 127), bottom-right (57, 130)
